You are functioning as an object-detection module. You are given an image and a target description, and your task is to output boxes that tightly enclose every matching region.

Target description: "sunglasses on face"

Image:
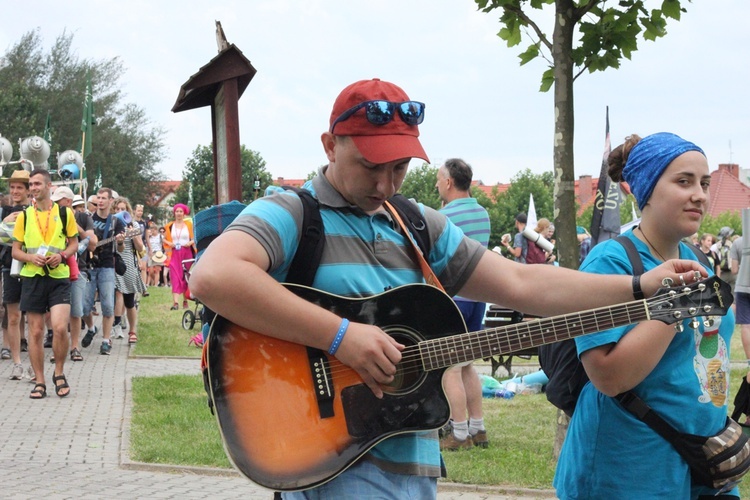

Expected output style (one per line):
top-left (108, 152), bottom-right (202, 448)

top-left (329, 100), bottom-right (425, 134)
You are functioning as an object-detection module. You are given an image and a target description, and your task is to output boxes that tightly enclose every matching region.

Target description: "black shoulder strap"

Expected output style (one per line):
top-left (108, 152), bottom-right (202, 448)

top-left (386, 194), bottom-right (431, 259)
top-left (615, 235), bottom-right (644, 275)
top-left (283, 187), bottom-right (325, 287)
top-left (58, 203), bottom-right (68, 236)
top-left (616, 233), bottom-right (710, 271)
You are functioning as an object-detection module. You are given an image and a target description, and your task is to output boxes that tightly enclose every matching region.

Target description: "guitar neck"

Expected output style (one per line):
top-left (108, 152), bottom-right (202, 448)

top-left (420, 300), bottom-right (650, 371)
top-left (96, 230), bottom-right (140, 248)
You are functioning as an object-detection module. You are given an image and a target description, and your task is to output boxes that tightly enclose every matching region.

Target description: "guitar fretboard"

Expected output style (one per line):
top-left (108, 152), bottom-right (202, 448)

top-left (419, 301), bottom-right (651, 371)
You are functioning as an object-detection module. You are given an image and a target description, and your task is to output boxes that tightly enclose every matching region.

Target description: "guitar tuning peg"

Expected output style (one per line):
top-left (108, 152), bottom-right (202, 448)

top-left (662, 277), bottom-right (674, 287)
top-left (674, 324), bottom-right (684, 333)
top-left (689, 319), bottom-right (700, 329)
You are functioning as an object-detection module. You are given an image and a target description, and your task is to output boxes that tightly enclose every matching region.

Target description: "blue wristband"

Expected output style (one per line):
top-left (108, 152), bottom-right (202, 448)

top-left (328, 318), bottom-right (350, 356)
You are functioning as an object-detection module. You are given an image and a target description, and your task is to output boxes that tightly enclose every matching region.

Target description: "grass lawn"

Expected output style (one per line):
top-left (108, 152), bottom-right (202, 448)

top-left (131, 292), bottom-right (750, 495)
top-left (135, 286), bottom-right (204, 357)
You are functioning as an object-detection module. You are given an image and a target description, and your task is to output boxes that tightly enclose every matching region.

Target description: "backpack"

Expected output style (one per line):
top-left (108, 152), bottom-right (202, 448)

top-left (538, 235), bottom-right (710, 417)
top-left (196, 188), bottom-right (432, 411)
top-left (719, 242), bottom-right (731, 271)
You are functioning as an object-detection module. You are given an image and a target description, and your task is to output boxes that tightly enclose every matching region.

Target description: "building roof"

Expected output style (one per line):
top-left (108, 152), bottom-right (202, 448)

top-left (708, 164), bottom-right (750, 217)
top-left (148, 180), bottom-right (182, 207)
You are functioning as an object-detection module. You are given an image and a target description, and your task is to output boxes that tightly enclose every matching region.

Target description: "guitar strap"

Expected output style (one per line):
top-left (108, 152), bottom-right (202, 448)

top-left (384, 200), bottom-right (444, 292)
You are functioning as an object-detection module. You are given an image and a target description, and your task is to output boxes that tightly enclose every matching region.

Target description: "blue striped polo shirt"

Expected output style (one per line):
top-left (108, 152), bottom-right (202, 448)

top-left (226, 168), bottom-right (485, 477)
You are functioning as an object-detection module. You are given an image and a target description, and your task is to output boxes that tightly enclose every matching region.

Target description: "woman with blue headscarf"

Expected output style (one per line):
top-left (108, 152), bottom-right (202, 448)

top-left (553, 133), bottom-right (738, 499)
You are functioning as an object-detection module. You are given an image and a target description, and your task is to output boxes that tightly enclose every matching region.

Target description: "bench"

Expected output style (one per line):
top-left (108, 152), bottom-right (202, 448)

top-left (483, 305), bottom-right (539, 377)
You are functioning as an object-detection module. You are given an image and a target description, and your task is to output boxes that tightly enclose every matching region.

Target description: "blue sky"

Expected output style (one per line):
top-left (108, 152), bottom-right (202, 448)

top-left (1, 0), bottom-right (747, 185)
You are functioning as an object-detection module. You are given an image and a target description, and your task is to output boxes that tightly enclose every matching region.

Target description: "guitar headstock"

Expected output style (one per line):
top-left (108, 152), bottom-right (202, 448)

top-left (647, 276), bottom-right (733, 325)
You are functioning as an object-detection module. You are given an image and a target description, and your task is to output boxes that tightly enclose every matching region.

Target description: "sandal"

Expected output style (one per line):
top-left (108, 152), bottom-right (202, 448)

top-left (70, 348), bottom-right (83, 361)
top-left (170, 303), bottom-right (178, 311)
top-left (30, 383), bottom-right (47, 399)
top-left (53, 373), bottom-right (70, 398)
top-left (128, 332), bottom-right (138, 344)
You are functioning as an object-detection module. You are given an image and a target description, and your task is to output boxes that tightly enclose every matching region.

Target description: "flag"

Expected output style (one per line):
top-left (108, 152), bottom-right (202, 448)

top-left (42, 113), bottom-right (52, 150)
top-left (527, 193), bottom-right (538, 229)
top-left (188, 183), bottom-right (195, 215)
top-left (93, 167), bottom-right (103, 192)
top-left (80, 77), bottom-right (94, 159)
top-left (590, 107), bottom-right (622, 246)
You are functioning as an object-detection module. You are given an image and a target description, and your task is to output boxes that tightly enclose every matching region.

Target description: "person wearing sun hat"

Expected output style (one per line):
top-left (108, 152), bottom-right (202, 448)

top-left (0, 169), bottom-right (31, 380)
top-left (190, 80), bottom-right (707, 498)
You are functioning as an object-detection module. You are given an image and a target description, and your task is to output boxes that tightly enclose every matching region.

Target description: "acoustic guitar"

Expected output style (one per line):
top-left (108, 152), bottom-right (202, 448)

top-left (205, 276), bottom-right (732, 491)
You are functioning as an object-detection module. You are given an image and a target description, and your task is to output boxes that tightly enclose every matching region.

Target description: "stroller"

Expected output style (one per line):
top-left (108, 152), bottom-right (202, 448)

top-left (180, 258), bottom-right (205, 346)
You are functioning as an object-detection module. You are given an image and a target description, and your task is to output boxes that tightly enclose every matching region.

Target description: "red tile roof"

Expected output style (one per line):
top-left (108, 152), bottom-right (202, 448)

top-left (708, 164), bottom-right (750, 217)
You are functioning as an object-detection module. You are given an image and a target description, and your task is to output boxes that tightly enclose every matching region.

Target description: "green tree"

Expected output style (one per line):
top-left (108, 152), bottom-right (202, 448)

top-left (0, 29), bottom-right (166, 205)
top-left (399, 163), bottom-right (441, 210)
top-left (487, 169), bottom-right (555, 248)
top-left (475, 0), bottom-right (690, 269)
top-left (173, 144), bottom-right (272, 211)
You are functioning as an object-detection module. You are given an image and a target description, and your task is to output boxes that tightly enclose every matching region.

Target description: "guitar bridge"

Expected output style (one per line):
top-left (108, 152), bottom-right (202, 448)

top-left (307, 347), bottom-right (335, 419)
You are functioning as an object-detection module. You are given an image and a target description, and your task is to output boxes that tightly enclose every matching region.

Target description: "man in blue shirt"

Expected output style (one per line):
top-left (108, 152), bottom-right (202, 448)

top-left (435, 158), bottom-right (491, 450)
top-left (190, 78), bottom-right (707, 499)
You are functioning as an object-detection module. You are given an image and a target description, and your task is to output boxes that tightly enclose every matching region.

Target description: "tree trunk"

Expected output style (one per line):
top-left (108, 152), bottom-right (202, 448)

top-left (552, 0), bottom-right (578, 271)
top-left (551, 1), bottom-right (577, 459)
top-left (553, 408), bottom-right (570, 459)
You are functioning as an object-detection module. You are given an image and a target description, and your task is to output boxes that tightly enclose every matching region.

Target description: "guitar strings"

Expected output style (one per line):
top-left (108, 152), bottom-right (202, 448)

top-left (322, 287), bottom-right (706, 379)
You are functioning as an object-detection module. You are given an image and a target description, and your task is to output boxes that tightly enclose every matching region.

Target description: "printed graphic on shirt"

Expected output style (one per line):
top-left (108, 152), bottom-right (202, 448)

top-left (693, 315), bottom-right (729, 407)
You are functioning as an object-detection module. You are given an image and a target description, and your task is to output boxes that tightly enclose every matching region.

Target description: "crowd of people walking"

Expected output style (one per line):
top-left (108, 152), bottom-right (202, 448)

top-left (0, 173), bottom-right (188, 399)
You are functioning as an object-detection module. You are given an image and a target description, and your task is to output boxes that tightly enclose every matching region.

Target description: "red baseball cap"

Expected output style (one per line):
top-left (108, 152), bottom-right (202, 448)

top-left (329, 79), bottom-right (429, 164)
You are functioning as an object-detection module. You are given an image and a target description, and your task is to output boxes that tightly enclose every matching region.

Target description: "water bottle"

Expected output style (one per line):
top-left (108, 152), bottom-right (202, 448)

top-left (494, 389), bottom-right (515, 399)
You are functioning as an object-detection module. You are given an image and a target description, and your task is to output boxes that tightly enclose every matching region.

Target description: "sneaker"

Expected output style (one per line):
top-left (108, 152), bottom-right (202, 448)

top-left (82, 326), bottom-right (98, 348)
top-left (26, 366), bottom-right (35, 382)
top-left (183, 300), bottom-right (189, 309)
top-left (44, 331), bottom-right (53, 348)
top-left (100, 340), bottom-right (112, 355)
top-left (1, 348), bottom-right (10, 360)
top-left (471, 430), bottom-right (489, 448)
top-left (112, 324), bottom-right (125, 339)
top-left (439, 432), bottom-right (473, 451)
top-left (9, 363), bottom-right (23, 380)
top-left (20, 338), bottom-right (28, 352)
top-left (49, 354), bottom-right (55, 363)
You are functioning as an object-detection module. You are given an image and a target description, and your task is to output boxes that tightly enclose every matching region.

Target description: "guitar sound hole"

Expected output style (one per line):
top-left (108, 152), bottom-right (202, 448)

top-left (382, 328), bottom-right (425, 395)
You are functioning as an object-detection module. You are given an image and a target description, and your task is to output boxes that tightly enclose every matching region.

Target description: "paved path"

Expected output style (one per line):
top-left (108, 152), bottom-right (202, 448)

top-left (0, 317), bottom-right (555, 500)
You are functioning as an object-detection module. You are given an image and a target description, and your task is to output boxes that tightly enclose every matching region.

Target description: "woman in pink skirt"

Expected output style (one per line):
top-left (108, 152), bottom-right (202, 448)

top-left (163, 203), bottom-right (196, 310)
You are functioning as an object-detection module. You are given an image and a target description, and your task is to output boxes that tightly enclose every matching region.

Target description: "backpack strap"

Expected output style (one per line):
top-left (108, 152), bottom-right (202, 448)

top-left (616, 232), bottom-right (710, 271)
top-left (615, 235), bottom-right (644, 275)
top-left (386, 194), bottom-right (432, 259)
top-left (283, 187), bottom-right (325, 287)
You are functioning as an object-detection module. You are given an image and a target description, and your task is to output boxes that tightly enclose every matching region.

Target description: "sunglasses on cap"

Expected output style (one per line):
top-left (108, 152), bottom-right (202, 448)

top-left (330, 100), bottom-right (425, 134)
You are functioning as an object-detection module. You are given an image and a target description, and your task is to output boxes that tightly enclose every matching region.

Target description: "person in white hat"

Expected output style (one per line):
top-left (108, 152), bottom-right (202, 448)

top-left (53, 187), bottom-right (98, 362)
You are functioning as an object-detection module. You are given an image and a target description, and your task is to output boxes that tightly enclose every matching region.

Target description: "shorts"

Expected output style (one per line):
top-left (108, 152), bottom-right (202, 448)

top-left (455, 299), bottom-right (486, 332)
top-left (70, 272), bottom-right (88, 318)
top-left (735, 292), bottom-right (750, 325)
top-left (2, 268), bottom-right (22, 304)
top-left (20, 275), bottom-right (71, 314)
top-left (84, 267), bottom-right (115, 317)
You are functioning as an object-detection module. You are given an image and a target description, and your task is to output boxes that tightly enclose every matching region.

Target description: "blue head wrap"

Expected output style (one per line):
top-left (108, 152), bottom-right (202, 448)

top-left (623, 132), bottom-right (705, 210)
